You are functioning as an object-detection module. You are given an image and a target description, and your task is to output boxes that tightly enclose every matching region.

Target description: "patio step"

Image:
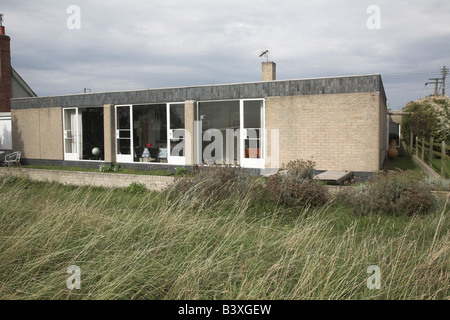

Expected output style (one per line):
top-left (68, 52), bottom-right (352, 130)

top-left (314, 170), bottom-right (353, 185)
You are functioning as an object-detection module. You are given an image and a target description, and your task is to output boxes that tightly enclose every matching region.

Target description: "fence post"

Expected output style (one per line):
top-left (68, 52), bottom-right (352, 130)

top-left (410, 129), bottom-right (413, 151)
top-left (421, 137), bottom-right (425, 161)
top-left (442, 141), bottom-right (446, 178)
top-left (429, 137), bottom-right (433, 167)
top-left (415, 136), bottom-right (419, 158)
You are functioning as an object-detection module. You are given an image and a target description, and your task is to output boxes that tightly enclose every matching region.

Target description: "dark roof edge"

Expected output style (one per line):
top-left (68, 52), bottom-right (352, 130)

top-left (12, 73), bottom-right (381, 101)
top-left (11, 74), bottom-right (386, 109)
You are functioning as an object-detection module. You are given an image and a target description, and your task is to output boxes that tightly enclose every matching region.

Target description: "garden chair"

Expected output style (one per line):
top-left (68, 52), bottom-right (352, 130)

top-left (4, 151), bottom-right (21, 167)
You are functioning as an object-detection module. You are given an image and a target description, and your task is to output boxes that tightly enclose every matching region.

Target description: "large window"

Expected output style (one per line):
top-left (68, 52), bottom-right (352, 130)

top-left (198, 100), bottom-right (240, 164)
top-left (197, 99), bottom-right (264, 168)
top-left (115, 103), bottom-right (185, 164)
top-left (132, 104), bottom-right (168, 163)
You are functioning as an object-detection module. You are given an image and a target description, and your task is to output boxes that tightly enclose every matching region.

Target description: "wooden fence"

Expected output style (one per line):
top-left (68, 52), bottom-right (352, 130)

top-left (415, 137), bottom-right (449, 178)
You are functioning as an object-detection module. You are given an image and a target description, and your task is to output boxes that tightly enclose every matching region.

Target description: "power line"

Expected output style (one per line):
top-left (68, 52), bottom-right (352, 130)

top-left (423, 66), bottom-right (448, 96)
top-left (383, 69), bottom-right (439, 77)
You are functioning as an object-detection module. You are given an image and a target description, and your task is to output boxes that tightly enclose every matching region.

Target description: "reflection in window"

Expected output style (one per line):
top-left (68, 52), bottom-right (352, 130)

top-left (80, 108), bottom-right (104, 160)
top-left (198, 100), bottom-right (240, 164)
top-left (133, 104), bottom-right (168, 163)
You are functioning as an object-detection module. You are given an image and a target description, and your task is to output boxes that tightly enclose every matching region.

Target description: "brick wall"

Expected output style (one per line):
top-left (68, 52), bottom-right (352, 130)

top-left (262, 62), bottom-right (276, 81)
top-left (0, 32), bottom-right (11, 112)
top-left (12, 107), bottom-right (63, 159)
top-left (379, 95), bottom-right (388, 168)
top-left (265, 92), bottom-right (383, 172)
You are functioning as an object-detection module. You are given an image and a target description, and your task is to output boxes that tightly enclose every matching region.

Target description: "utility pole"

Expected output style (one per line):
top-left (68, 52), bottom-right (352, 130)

top-left (425, 66), bottom-right (448, 96)
top-left (426, 78), bottom-right (441, 96)
top-left (442, 66), bottom-right (448, 96)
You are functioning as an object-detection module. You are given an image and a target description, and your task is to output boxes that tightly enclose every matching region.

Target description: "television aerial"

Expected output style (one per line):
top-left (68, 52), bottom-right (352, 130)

top-left (259, 50), bottom-right (269, 62)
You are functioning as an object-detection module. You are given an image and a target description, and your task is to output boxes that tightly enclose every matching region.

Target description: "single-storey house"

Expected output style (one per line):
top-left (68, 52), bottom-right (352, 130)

top-left (10, 63), bottom-right (388, 176)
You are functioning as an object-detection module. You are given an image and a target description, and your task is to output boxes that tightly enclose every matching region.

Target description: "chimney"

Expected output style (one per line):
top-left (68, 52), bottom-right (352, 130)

top-left (262, 61), bottom-right (276, 81)
top-left (0, 14), bottom-right (12, 112)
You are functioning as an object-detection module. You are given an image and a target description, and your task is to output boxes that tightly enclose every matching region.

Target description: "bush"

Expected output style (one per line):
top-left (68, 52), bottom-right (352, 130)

top-left (176, 167), bottom-right (187, 176)
top-left (420, 177), bottom-right (450, 192)
top-left (99, 163), bottom-right (120, 173)
top-left (170, 165), bottom-right (257, 202)
top-left (126, 182), bottom-right (147, 194)
top-left (265, 159), bottom-right (328, 208)
top-left (338, 171), bottom-right (435, 215)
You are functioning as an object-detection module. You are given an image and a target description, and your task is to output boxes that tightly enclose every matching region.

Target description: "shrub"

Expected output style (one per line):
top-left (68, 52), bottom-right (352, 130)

top-left (265, 159), bottom-right (328, 208)
top-left (170, 165), bottom-right (256, 202)
top-left (338, 171), bottom-right (435, 215)
top-left (126, 182), bottom-right (147, 194)
top-left (420, 177), bottom-right (450, 192)
top-left (176, 167), bottom-right (187, 176)
top-left (99, 164), bottom-right (110, 172)
top-left (283, 159), bottom-right (316, 180)
top-left (99, 163), bottom-right (120, 173)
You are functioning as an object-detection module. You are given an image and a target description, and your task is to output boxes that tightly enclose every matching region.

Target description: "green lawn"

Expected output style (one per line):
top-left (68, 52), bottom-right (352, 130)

top-left (381, 156), bottom-right (424, 176)
top-left (0, 176), bottom-right (447, 300)
top-left (431, 158), bottom-right (450, 179)
top-left (22, 164), bottom-right (176, 176)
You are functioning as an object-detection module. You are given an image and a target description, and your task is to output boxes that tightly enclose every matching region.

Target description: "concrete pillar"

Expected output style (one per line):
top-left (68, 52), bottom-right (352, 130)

top-left (262, 61), bottom-right (276, 81)
top-left (103, 104), bottom-right (115, 163)
top-left (184, 100), bottom-right (196, 165)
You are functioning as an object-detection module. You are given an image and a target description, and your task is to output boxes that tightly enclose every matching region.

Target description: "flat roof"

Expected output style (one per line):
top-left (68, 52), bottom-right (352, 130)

top-left (11, 74), bottom-right (386, 109)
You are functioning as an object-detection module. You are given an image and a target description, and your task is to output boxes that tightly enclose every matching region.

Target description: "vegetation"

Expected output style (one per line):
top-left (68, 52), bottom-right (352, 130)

top-left (337, 171), bottom-right (435, 216)
top-left (23, 164), bottom-right (175, 176)
top-left (265, 160), bottom-right (328, 207)
top-left (401, 96), bottom-right (450, 143)
top-left (431, 158), bottom-right (450, 179)
top-left (381, 155), bottom-right (424, 176)
top-left (99, 163), bottom-right (120, 173)
top-left (0, 163), bottom-right (448, 300)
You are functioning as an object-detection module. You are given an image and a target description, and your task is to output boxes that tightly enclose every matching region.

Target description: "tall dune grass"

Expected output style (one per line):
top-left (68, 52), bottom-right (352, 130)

top-left (0, 176), bottom-right (448, 299)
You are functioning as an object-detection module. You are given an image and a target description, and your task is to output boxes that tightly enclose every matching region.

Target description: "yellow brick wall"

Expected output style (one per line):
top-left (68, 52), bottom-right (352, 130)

top-left (12, 107), bottom-right (63, 160)
top-left (379, 96), bottom-right (388, 169)
top-left (103, 104), bottom-right (116, 163)
top-left (265, 92), bottom-right (384, 172)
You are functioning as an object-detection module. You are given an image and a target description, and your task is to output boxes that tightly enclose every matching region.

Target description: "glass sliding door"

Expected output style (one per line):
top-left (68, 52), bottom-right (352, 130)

top-left (115, 105), bottom-right (133, 163)
top-left (198, 100), bottom-right (240, 165)
top-left (168, 103), bottom-right (186, 165)
top-left (240, 100), bottom-right (264, 168)
top-left (63, 107), bottom-right (104, 161)
top-left (63, 108), bottom-right (79, 160)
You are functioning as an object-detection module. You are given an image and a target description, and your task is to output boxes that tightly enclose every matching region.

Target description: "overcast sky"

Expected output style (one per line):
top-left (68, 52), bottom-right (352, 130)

top-left (2, 0), bottom-right (449, 110)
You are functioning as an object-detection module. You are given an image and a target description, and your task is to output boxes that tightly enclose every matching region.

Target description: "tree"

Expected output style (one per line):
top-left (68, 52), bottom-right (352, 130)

top-left (402, 96), bottom-right (450, 143)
